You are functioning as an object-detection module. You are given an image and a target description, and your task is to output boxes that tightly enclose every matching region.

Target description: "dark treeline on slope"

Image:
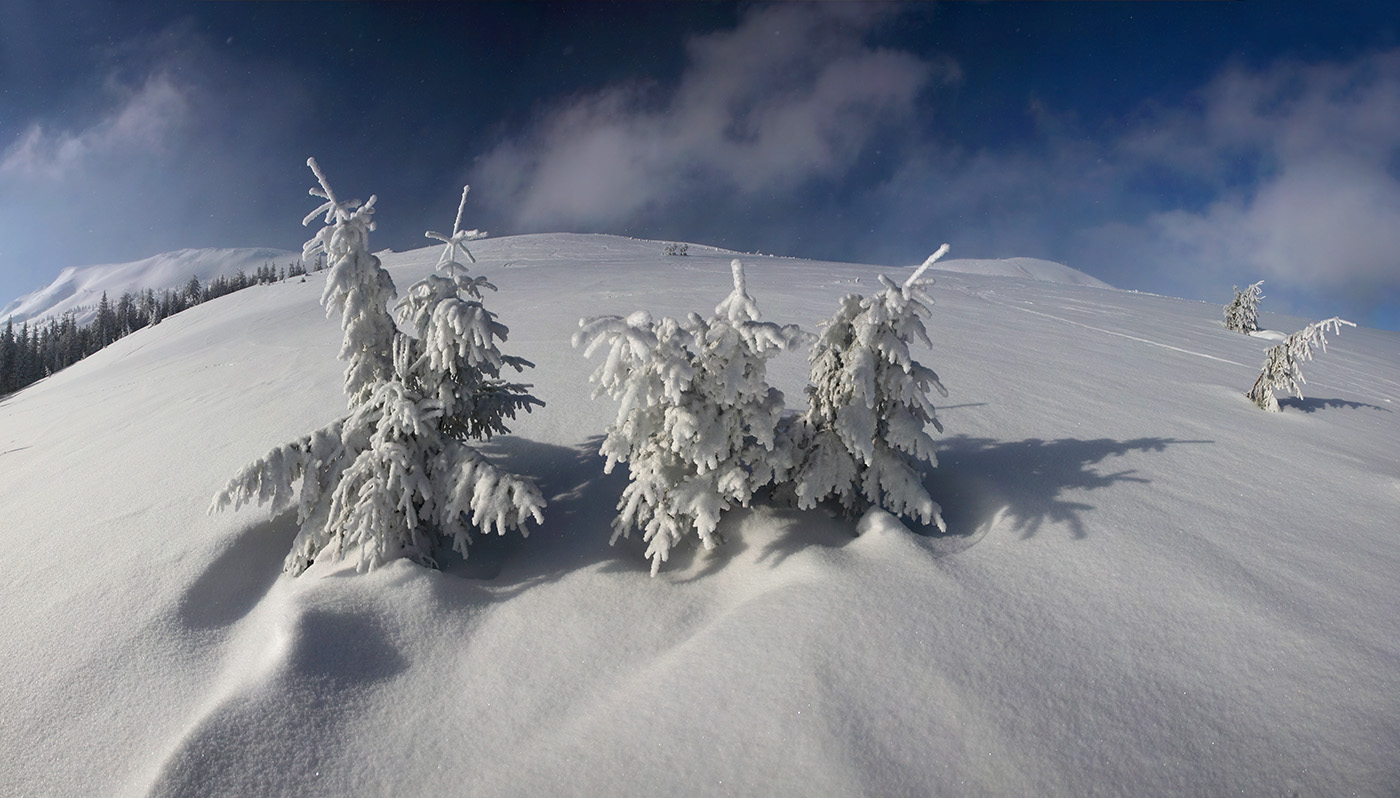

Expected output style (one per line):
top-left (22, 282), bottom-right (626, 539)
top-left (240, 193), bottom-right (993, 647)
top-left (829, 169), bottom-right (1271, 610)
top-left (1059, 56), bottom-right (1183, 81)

top-left (0, 261), bottom-right (315, 397)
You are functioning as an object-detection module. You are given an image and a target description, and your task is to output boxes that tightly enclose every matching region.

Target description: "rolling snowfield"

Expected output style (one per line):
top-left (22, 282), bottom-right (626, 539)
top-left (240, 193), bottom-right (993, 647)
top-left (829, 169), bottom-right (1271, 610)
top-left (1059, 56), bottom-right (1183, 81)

top-left (1, 233), bottom-right (1396, 796)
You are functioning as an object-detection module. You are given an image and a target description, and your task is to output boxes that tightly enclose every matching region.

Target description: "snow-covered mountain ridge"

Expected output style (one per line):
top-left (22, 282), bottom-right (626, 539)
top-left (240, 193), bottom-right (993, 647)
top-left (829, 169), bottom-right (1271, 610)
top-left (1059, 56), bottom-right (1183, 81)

top-left (0, 246), bottom-right (298, 326)
top-left (1, 232), bottom-right (1395, 796)
top-left (1, 235), bottom-right (1110, 328)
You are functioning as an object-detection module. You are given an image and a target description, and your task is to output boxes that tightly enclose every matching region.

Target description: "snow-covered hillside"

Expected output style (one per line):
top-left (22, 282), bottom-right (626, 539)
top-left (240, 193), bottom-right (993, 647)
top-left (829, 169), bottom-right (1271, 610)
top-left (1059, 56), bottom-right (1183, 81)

top-left (0, 246), bottom-right (298, 326)
top-left (1, 233), bottom-right (1396, 796)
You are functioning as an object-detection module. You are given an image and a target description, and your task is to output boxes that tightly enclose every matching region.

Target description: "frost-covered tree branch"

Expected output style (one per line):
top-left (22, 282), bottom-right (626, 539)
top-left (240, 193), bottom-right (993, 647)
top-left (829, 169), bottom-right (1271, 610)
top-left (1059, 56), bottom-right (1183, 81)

top-left (302, 157), bottom-right (396, 407)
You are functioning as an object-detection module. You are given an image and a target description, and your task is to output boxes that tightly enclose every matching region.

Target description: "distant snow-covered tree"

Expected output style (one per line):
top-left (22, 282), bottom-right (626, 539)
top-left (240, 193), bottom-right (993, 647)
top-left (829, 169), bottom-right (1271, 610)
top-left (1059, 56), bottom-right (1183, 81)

top-left (787, 245), bottom-right (951, 531)
top-left (1225, 281), bottom-right (1265, 334)
top-left (1247, 316), bottom-right (1355, 412)
top-left (212, 166), bottom-right (544, 575)
top-left (95, 292), bottom-right (117, 348)
top-left (184, 276), bottom-right (203, 307)
top-left (575, 259), bottom-right (805, 574)
top-left (663, 242), bottom-right (688, 256)
top-left (0, 318), bottom-right (14, 395)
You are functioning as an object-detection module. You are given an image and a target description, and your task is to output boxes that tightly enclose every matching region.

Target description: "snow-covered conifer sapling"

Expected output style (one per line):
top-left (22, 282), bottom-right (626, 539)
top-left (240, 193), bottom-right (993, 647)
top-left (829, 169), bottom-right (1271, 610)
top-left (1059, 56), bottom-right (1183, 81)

top-left (788, 245), bottom-right (951, 531)
top-left (574, 258), bottom-right (806, 575)
top-left (211, 164), bottom-right (544, 574)
top-left (1247, 316), bottom-right (1355, 412)
top-left (1225, 280), bottom-right (1265, 334)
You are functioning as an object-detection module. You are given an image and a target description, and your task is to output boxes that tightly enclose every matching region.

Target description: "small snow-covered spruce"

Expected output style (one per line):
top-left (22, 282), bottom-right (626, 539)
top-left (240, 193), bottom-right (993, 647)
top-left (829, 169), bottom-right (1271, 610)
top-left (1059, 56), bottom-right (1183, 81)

top-left (574, 259), bottom-right (806, 575)
top-left (1225, 280), bottom-right (1265, 334)
top-left (211, 168), bottom-right (544, 575)
top-left (663, 242), bottom-right (688, 256)
top-left (1247, 316), bottom-right (1355, 412)
top-left (403, 185), bottom-right (543, 442)
top-left (788, 245), bottom-right (950, 531)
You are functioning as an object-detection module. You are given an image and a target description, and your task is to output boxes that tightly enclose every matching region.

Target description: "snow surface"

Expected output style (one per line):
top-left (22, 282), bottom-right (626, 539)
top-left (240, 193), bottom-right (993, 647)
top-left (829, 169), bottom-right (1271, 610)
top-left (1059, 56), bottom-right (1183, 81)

top-left (0, 247), bottom-right (298, 327)
top-left (1, 232), bottom-right (1396, 796)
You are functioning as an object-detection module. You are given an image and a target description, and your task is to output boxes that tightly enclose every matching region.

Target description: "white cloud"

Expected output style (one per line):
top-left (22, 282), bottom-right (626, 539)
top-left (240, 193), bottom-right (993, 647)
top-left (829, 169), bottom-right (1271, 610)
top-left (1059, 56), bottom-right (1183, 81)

top-left (1145, 157), bottom-right (1400, 287)
top-left (1100, 49), bottom-right (1400, 302)
top-left (473, 4), bottom-right (952, 231)
top-left (842, 46), bottom-right (1400, 327)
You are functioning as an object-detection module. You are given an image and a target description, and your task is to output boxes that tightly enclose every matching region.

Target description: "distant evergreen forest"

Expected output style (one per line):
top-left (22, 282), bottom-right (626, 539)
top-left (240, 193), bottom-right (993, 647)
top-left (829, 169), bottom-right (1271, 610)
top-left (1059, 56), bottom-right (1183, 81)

top-left (1, 261), bottom-right (313, 397)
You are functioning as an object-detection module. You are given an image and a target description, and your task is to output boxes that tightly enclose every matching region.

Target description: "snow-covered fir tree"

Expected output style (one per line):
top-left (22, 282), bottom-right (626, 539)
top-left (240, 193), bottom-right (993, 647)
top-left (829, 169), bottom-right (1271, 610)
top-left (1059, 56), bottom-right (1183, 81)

top-left (1225, 281), bottom-right (1265, 334)
top-left (574, 259), bottom-right (805, 575)
top-left (399, 185), bottom-right (542, 443)
top-left (211, 165), bottom-right (544, 574)
top-left (0, 318), bottom-right (14, 395)
top-left (1247, 316), bottom-right (1355, 412)
top-left (787, 245), bottom-right (951, 531)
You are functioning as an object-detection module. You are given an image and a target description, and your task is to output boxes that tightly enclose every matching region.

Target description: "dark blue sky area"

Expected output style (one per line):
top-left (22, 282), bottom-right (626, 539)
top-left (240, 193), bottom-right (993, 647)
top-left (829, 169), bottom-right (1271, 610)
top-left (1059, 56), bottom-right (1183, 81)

top-left (2, 1), bottom-right (1398, 329)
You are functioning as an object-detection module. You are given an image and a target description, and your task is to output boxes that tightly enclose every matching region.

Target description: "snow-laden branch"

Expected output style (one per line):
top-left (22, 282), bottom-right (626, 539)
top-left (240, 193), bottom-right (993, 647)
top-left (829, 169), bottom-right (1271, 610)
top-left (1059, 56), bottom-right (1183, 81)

top-left (903, 243), bottom-right (950, 297)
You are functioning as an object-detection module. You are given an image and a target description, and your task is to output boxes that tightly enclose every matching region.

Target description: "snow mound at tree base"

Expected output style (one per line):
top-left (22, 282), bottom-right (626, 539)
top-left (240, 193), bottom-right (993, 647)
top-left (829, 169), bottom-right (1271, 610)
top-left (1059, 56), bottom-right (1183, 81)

top-left (1, 233), bottom-right (1396, 797)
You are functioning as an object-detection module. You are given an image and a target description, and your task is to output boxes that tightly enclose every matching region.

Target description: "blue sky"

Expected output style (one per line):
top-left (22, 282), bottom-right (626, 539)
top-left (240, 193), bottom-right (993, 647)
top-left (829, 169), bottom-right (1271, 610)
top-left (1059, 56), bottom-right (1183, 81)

top-left (2, 1), bottom-right (1398, 330)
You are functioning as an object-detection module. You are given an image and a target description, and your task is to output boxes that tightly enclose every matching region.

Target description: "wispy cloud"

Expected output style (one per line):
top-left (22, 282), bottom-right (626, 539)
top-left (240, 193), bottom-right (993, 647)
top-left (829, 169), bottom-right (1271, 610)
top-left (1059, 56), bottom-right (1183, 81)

top-left (0, 23), bottom-right (313, 299)
top-left (473, 4), bottom-right (955, 231)
top-left (1, 72), bottom-right (190, 181)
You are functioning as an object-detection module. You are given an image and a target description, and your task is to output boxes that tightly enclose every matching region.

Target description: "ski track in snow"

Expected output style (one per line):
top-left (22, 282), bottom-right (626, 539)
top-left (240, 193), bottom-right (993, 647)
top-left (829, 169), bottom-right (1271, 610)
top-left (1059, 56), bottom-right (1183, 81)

top-left (973, 289), bottom-right (1254, 368)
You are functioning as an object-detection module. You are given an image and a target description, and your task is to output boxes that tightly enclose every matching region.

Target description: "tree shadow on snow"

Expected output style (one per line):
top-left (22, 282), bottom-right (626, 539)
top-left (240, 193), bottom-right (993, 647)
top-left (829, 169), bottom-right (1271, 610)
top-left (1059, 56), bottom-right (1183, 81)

top-left (1277, 396), bottom-right (1391, 414)
top-left (433, 435), bottom-right (640, 589)
top-left (925, 435), bottom-right (1212, 542)
top-left (464, 435), bottom-right (857, 583)
top-left (747, 503), bottom-right (870, 570)
top-left (179, 510), bottom-right (302, 629)
top-left (178, 436), bottom-right (636, 622)
top-left (183, 433), bottom-right (1217, 608)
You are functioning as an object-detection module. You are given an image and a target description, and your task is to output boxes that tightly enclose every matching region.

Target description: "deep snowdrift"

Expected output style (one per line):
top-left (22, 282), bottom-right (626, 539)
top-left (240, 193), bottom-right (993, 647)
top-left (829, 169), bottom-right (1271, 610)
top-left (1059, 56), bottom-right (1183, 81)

top-left (1, 233), bottom-right (1396, 796)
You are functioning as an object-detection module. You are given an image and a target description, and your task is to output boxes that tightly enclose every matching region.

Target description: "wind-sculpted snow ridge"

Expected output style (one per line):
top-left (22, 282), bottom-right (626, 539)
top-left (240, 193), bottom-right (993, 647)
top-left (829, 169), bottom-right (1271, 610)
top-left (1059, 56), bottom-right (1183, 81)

top-left (1, 232), bottom-right (1397, 797)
